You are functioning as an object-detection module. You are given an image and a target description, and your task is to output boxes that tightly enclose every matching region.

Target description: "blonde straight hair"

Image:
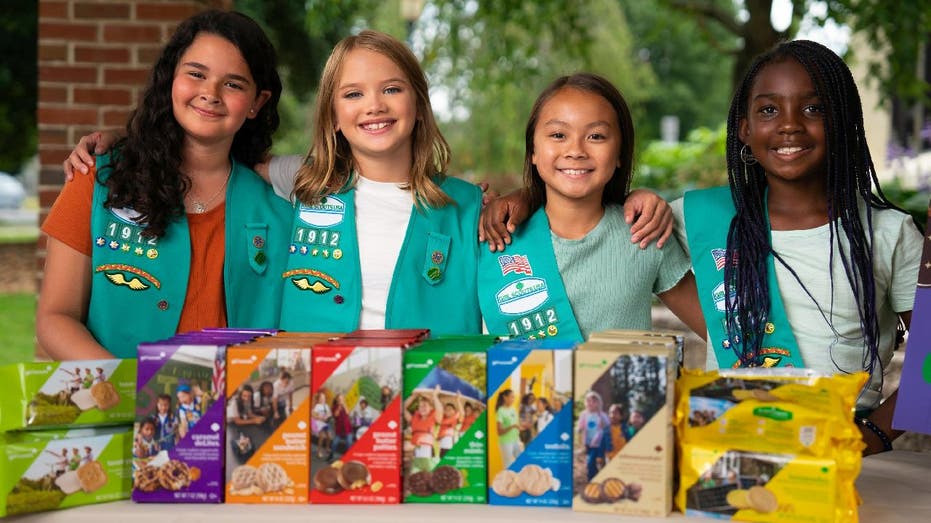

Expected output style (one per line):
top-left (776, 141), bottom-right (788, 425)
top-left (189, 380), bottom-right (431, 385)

top-left (293, 30), bottom-right (452, 208)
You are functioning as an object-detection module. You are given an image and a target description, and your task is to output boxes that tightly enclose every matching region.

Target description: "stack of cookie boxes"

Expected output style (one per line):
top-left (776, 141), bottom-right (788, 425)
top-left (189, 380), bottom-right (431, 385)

top-left (0, 358), bottom-right (137, 516)
top-left (133, 329), bottom-right (275, 503)
top-left (675, 369), bottom-right (868, 522)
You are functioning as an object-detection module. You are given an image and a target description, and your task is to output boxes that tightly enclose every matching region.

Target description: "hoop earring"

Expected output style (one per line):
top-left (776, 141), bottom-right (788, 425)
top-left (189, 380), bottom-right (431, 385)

top-left (740, 144), bottom-right (757, 165)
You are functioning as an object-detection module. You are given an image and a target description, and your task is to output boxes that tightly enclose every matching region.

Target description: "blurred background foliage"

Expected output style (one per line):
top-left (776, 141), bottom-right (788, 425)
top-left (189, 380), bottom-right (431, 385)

top-left (230, 0), bottom-right (930, 216)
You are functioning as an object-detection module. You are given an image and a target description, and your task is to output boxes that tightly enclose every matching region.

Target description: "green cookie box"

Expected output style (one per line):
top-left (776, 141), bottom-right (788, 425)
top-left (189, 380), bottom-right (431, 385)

top-left (0, 359), bottom-right (136, 432)
top-left (0, 426), bottom-right (133, 516)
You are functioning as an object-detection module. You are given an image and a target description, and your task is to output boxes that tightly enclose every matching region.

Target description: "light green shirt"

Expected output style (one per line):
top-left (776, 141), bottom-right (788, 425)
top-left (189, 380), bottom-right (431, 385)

top-left (496, 405), bottom-right (520, 444)
top-left (672, 198), bottom-right (922, 410)
top-left (552, 205), bottom-right (691, 340)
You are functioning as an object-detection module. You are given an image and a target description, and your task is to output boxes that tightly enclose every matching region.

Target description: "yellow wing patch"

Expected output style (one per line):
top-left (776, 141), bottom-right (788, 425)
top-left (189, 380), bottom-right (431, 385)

top-left (291, 277), bottom-right (331, 294)
top-left (104, 272), bottom-right (149, 291)
top-left (761, 357), bottom-right (782, 368)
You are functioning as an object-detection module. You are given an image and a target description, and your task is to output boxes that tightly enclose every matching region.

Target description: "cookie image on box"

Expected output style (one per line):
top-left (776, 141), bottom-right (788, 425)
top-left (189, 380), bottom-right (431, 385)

top-left (90, 381), bottom-right (120, 410)
top-left (76, 460), bottom-right (108, 492)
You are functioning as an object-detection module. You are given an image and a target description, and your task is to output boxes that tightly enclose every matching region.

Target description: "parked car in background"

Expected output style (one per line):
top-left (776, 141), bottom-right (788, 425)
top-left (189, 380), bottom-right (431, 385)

top-left (0, 172), bottom-right (26, 209)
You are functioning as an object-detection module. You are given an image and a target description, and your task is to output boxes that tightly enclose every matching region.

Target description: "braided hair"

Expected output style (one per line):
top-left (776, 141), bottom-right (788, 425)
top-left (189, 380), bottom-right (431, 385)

top-left (724, 40), bottom-right (904, 373)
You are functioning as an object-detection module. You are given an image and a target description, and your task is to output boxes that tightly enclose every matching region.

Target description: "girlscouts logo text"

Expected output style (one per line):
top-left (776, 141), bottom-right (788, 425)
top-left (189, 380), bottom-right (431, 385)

top-left (496, 278), bottom-right (548, 315)
top-left (299, 196), bottom-right (345, 227)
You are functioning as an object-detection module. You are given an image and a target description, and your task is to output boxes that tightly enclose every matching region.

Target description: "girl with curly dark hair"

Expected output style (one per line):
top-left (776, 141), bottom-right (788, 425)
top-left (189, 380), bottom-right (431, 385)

top-left (39, 10), bottom-right (292, 359)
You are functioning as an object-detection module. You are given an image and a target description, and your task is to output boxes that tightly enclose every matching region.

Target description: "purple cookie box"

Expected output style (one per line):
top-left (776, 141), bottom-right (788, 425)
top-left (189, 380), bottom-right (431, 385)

top-left (133, 340), bottom-right (228, 503)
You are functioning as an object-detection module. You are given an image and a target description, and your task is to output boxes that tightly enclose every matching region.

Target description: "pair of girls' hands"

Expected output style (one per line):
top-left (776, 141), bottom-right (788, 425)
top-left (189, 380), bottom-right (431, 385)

top-left (63, 132), bottom-right (674, 250)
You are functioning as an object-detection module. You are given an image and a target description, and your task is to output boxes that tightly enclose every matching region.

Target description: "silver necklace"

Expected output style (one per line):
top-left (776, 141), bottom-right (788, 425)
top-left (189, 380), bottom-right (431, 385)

top-left (187, 166), bottom-right (231, 214)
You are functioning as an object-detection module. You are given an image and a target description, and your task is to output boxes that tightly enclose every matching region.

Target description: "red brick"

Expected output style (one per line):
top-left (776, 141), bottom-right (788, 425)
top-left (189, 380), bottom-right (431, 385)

top-left (74, 86), bottom-right (133, 106)
top-left (75, 45), bottom-right (131, 64)
top-left (39, 167), bottom-right (65, 185)
top-left (40, 65), bottom-right (98, 84)
top-left (39, 107), bottom-right (99, 126)
top-left (40, 128), bottom-right (69, 145)
top-left (40, 22), bottom-right (98, 42)
top-left (75, 1), bottom-right (130, 19)
top-left (103, 109), bottom-right (133, 127)
top-left (136, 46), bottom-right (163, 64)
top-left (136, 2), bottom-right (201, 21)
top-left (103, 24), bottom-right (162, 44)
top-left (39, 85), bottom-right (68, 104)
top-left (39, 1), bottom-right (68, 19)
top-left (39, 43), bottom-right (68, 62)
top-left (37, 234), bottom-right (48, 251)
top-left (40, 186), bottom-right (66, 207)
top-left (104, 67), bottom-right (151, 85)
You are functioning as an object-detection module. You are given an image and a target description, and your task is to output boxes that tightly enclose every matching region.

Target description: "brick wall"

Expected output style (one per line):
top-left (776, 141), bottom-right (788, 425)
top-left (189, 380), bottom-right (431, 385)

top-left (36, 0), bottom-right (230, 356)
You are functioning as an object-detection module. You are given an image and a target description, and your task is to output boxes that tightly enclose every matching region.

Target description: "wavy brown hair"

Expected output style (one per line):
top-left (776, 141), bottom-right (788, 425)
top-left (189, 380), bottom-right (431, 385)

top-left (102, 10), bottom-right (281, 237)
top-left (292, 30), bottom-right (452, 208)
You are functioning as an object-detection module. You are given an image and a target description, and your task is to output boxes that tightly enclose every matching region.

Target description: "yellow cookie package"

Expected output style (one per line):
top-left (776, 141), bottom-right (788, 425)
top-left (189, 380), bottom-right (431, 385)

top-left (675, 369), bottom-right (867, 522)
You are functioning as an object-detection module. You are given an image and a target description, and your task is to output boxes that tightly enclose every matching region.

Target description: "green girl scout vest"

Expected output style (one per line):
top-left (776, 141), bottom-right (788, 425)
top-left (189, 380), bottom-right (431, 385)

top-left (478, 207), bottom-right (584, 342)
top-left (683, 186), bottom-right (804, 368)
top-left (279, 176), bottom-right (483, 335)
top-left (87, 153), bottom-right (292, 357)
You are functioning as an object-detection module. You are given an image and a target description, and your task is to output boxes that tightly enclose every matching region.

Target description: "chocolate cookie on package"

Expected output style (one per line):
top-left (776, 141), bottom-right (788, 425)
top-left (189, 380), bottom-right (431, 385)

top-left (601, 478), bottom-right (625, 502)
top-left (337, 461), bottom-right (371, 490)
top-left (407, 470), bottom-right (433, 497)
top-left (314, 466), bottom-right (344, 495)
top-left (581, 481), bottom-right (603, 503)
top-left (430, 465), bottom-right (462, 494)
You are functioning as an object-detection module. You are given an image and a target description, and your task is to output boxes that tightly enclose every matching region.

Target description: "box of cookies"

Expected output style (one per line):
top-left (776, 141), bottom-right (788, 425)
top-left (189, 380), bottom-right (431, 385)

top-left (487, 339), bottom-right (575, 507)
top-left (132, 340), bottom-right (229, 502)
top-left (0, 426), bottom-right (132, 517)
top-left (0, 359), bottom-right (136, 432)
top-left (226, 339), bottom-right (315, 503)
top-left (402, 337), bottom-right (493, 503)
top-left (309, 337), bottom-right (405, 504)
top-left (572, 339), bottom-right (676, 516)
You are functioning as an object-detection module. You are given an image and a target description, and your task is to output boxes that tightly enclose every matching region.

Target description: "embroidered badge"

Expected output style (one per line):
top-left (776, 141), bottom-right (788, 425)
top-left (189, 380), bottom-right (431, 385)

top-left (253, 235), bottom-right (265, 248)
top-left (495, 277), bottom-right (549, 315)
top-left (427, 267), bottom-right (442, 281)
top-left (764, 322), bottom-right (775, 334)
top-left (712, 281), bottom-right (735, 312)
top-left (95, 264), bottom-right (161, 290)
top-left (298, 196), bottom-right (346, 227)
top-left (333, 249), bottom-right (343, 260)
top-left (497, 254), bottom-right (533, 276)
top-left (711, 248), bottom-right (727, 271)
top-left (254, 252), bottom-right (266, 265)
top-left (547, 325), bottom-right (558, 337)
top-left (431, 250), bottom-right (444, 264)
top-left (146, 248), bottom-right (158, 260)
top-left (283, 268), bottom-right (341, 292)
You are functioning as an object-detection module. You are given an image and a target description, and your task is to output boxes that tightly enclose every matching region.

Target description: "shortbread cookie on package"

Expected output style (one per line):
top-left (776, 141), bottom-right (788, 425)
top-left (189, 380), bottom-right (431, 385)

top-left (0, 427), bottom-right (132, 517)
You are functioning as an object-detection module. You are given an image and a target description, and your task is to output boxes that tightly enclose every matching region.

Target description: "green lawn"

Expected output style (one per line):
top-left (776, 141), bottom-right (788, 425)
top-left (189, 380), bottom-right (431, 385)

top-left (0, 293), bottom-right (37, 364)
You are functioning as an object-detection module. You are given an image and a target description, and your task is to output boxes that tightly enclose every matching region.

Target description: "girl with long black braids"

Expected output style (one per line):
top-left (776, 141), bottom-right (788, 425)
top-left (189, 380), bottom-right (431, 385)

top-left (672, 40), bottom-right (922, 455)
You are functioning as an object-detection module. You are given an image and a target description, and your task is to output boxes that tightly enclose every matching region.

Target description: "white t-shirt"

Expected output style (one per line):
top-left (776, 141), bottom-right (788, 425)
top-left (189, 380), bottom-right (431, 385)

top-left (671, 197), bottom-right (922, 410)
top-left (269, 155), bottom-right (413, 329)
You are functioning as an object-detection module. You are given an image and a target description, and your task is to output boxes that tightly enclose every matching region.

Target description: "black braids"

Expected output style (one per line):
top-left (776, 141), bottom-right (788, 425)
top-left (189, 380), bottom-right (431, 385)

top-left (724, 55), bottom-right (773, 365)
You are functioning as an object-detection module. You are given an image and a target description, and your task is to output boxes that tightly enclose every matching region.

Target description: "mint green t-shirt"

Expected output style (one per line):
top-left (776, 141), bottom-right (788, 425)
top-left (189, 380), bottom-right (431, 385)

top-left (496, 405), bottom-right (520, 444)
top-left (552, 204), bottom-right (691, 340)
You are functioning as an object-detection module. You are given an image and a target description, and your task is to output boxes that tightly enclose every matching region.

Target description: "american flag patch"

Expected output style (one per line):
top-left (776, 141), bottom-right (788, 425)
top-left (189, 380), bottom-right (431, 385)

top-left (711, 248), bottom-right (727, 271)
top-left (498, 254), bottom-right (533, 276)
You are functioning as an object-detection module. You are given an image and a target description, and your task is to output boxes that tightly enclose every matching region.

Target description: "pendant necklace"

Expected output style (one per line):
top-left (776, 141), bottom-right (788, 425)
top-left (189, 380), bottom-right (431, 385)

top-left (187, 165), bottom-right (232, 214)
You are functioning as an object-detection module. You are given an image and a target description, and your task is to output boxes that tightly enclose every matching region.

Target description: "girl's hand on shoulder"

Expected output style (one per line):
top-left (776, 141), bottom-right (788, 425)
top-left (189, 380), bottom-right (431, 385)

top-left (477, 182), bottom-right (500, 206)
top-left (479, 188), bottom-right (531, 252)
top-left (625, 189), bottom-right (673, 249)
top-left (63, 131), bottom-right (119, 181)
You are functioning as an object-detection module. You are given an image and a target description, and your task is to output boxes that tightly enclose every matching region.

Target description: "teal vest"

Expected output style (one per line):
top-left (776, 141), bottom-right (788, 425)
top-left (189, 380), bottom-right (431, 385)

top-left (87, 154), bottom-right (292, 357)
top-left (279, 176), bottom-right (482, 335)
top-left (683, 187), bottom-right (804, 368)
top-left (478, 207), bottom-right (583, 342)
